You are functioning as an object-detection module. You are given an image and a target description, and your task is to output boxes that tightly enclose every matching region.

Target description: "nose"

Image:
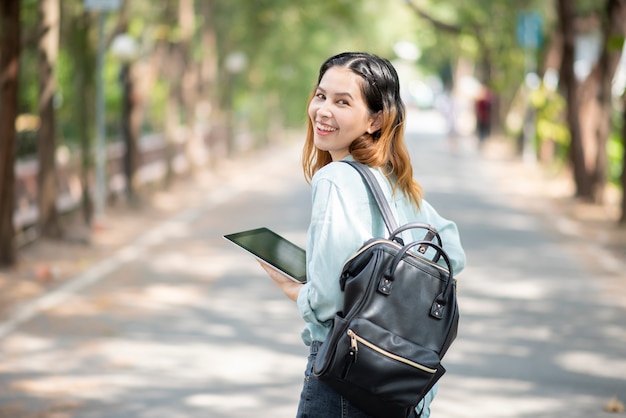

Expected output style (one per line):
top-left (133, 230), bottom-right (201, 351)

top-left (316, 101), bottom-right (332, 118)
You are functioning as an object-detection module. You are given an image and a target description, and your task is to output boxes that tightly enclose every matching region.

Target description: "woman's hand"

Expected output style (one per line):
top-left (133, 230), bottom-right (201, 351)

top-left (258, 261), bottom-right (303, 302)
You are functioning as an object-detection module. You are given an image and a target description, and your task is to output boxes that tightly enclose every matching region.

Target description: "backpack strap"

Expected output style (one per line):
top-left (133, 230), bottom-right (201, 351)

top-left (343, 161), bottom-right (439, 256)
top-left (342, 161), bottom-right (398, 236)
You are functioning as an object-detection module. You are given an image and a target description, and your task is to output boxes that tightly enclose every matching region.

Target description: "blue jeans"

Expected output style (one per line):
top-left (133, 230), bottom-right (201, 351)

top-left (296, 341), bottom-right (435, 418)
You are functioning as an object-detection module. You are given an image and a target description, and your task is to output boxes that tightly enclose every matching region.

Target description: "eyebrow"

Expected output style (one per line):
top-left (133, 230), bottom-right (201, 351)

top-left (316, 86), bottom-right (354, 100)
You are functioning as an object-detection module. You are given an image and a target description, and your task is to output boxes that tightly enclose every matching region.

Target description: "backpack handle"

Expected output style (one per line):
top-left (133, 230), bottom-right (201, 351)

top-left (389, 223), bottom-right (442, 261)
top-left (385, 240), bottom-right (454, 319)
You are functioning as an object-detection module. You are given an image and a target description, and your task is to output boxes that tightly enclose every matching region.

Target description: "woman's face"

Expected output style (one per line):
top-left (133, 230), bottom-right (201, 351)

top-left (308, 67), bottom-right (380, 161)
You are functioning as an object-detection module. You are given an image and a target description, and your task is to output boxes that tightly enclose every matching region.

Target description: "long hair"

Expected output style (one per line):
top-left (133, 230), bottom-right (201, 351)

top-left (302, 52), bottom-right (423, 208)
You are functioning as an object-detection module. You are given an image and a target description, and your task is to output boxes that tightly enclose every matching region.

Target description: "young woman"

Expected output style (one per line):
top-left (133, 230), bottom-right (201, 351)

top-left (260, 52), bottom-right (466, 418)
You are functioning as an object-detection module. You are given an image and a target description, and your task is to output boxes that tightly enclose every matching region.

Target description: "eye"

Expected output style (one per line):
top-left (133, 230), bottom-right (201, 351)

top-left (337, 99), bottom-right (349, 105)
top-left (315, 92), bottom-right (326, 100)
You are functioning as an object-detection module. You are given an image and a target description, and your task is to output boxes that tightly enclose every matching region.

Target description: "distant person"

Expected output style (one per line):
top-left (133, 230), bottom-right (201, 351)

top-left (474, 86), bottom-right (493, 146)
top-left (259, 52), bottom-right (466, 417)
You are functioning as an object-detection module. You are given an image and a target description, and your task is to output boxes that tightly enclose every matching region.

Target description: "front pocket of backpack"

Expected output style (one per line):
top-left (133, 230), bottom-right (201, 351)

top-left (341, 318), bottom-right (440, 404)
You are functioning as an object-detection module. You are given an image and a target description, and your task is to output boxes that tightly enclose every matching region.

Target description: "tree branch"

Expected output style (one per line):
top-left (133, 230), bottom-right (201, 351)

top-left (404, 0), bottom-right (462, 35)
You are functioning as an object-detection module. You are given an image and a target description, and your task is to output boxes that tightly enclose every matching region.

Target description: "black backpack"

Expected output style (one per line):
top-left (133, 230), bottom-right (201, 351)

top-left (313, 161), bottom-right (459, 418)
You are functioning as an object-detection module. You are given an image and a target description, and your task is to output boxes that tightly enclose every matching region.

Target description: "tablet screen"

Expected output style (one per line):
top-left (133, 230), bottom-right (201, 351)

top-left (224, 227), bottom-right (307, 283)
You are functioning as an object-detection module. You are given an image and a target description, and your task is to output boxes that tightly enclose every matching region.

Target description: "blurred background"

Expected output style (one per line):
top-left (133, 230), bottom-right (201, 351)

top-left (1, 2), bottom-right (626, 417)
top-left (0, 0), bottom-right (625, 265)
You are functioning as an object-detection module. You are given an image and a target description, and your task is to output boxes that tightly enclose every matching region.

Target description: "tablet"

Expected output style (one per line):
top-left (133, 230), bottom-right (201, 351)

top-left (224, 227), bottom-right (307, 283)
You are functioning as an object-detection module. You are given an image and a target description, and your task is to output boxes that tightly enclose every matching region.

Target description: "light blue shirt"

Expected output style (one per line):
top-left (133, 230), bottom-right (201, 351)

top-left (296, 157), bottom-right (466, 417)
top-left (297, 157), bottom-right (466, 344)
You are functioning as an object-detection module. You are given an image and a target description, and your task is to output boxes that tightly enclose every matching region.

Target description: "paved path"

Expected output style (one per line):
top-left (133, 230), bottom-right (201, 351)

top-left (406, 112), bottom-right (626, 417)
top-left (0, 108), bottom-right (625, 418)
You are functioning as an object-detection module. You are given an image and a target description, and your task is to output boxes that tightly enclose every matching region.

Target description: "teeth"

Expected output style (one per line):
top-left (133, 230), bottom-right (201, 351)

top-left (317, 123), bottom-right (336, 132)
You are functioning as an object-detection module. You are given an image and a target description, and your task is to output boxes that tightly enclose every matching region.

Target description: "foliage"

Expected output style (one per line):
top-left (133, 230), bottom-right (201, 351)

top-left (413, 1), bottom-right (549, 87)
top-left (11, 0), bottom-right (512, 154)
top-left (531, 85), bottom-right (570, 161)
top-left (11, 0), bottom-right (625, 196)
top-left (212, 0), bottom-right (417, 134)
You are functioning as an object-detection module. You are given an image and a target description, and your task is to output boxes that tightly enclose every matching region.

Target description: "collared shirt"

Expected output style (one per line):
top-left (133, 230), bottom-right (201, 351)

top-left (297, 156), bottom-right (466, 345)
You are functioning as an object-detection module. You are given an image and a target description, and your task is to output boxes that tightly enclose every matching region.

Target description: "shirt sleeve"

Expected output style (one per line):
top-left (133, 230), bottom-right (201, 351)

top-left (417, 199), bottom-right (467, 276)
top-left (297, 177), bottom-right (370, 332)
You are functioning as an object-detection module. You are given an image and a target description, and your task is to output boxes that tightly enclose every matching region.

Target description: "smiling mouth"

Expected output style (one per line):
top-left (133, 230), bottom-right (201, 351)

top-left (316, 123), bottom-right (337, 133)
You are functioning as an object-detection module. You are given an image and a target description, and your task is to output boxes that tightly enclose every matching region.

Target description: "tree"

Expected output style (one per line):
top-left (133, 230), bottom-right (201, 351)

top-left (120, 59), bottom-right (141, 203)
top-left (621, 90), bottom-right (626, 224)
top-left (0, 0), bottom-right (20, 266)
top-left (196, 0), bottom-right (220, 166)
top-left (63, 2), bottom-right (96, 225)
top-left (37, 0), bottom-right (62, 238)
top-left (577, 0), bottom-right (625, 203)
top-left (157, 0), bottom-right (186, 185)
top-left (402, 0), bottom-right (547, 135)
top-left (556, 0), bottom-right (625, 205)
top-left (178, 0), bottom-right (201, 172)
top-left (557, 0), bottom-right (591, 199)
top-left (113, 13), bottom-right (141, 203)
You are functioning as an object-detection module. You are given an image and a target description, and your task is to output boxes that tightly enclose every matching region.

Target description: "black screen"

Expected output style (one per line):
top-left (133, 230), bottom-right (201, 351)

top-left (224, 227), bottom-right (307, 283)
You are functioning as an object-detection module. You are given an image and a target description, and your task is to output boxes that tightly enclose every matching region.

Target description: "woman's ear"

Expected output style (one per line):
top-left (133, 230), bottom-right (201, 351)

top-left (367, 111), bottom-right (383, 134)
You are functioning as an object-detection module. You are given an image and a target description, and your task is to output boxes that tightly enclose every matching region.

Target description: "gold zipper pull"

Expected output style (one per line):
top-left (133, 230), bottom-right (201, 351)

top-left (347, 329), bottom-right (358, 363)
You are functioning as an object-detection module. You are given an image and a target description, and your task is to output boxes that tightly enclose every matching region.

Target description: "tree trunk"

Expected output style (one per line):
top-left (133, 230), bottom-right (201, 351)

top-left (197, 0), bottom-right (220, 166)
top-left (66, 9), bottom-right (95, 225)
top-left (618, 2), bottom-right (626, 225)
top-left (557, 0), bottom-right (593, 200)
top-left (37, 0), bottom-right (62, 238)
top-left (157, 0), bottom-right (198, 184)
top-left (171, 0), bottom-right (201, 173)
top-left (619, 91), bottom-right (626, 225)
top-left (0, 0), bottom-right (20, 266)
top-left (577, 0), bottom-right (626, 203)
top-left (121, 63), bottom-right (141, 203)
top-left (161, 38), bottom-right (181, 187)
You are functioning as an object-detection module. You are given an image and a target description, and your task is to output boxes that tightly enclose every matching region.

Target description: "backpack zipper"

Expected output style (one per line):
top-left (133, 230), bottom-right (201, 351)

top-left (347, 329), bottom-right (437, 374)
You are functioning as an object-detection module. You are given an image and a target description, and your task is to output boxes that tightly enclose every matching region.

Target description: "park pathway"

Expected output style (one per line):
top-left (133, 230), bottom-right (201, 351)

top-left (0, 108), bottom-right (625, 418)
